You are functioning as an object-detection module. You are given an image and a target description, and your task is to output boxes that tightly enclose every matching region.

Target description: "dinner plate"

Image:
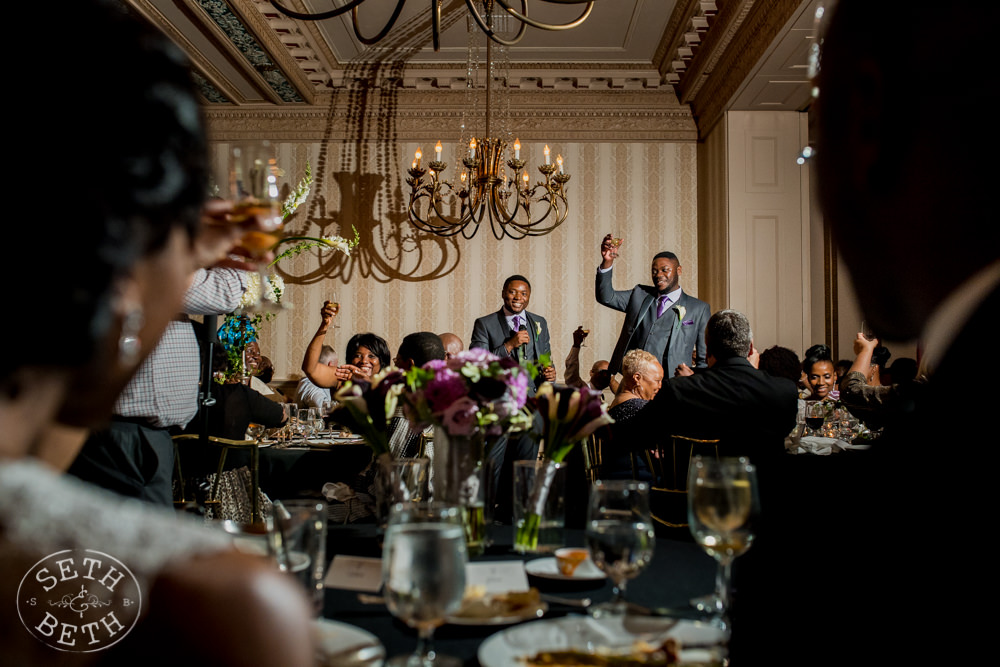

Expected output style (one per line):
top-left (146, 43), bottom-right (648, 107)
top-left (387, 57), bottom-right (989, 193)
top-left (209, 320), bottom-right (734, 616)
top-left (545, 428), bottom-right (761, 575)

top-left (446, 601), bottom-right (548, 626)
top-left (525, 557), bottom-right (606, 581)
top-left (477, 614), bottom-right (726, 667)
top-left (313, 618), bottom-right (385, 667)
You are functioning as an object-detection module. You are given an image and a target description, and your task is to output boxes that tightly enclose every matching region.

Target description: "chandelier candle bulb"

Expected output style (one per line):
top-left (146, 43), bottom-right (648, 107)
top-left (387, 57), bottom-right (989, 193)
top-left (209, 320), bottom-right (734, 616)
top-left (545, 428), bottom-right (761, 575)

top-left (415, 148), bottom-right (422, 168)
top-left (469, 138), bottom-right (477, 158)
top-left (514, 138), bottom-right (521, 160)
top-left (435, 141), bottom-right (443, 160)
top-left (544, 145), bottom-right (550, 165)
top-left (556, 155), bottom-right (564, 174)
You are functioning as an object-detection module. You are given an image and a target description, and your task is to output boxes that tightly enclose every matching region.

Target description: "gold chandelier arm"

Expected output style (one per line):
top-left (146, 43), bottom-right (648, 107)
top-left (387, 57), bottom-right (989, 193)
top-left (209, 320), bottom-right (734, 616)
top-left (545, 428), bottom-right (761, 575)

top-left (492, 0), bottom-right (596, 32)
top-left (268, 0), bottom-right (368, 21)
top-left (351, 0), bottom-right (408, 45)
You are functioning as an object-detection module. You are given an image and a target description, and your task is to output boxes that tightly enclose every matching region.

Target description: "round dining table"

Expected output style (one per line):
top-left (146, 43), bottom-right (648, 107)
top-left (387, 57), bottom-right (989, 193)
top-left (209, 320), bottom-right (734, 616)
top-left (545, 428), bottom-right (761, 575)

top-left (317, 522), bottom-right (719, 666)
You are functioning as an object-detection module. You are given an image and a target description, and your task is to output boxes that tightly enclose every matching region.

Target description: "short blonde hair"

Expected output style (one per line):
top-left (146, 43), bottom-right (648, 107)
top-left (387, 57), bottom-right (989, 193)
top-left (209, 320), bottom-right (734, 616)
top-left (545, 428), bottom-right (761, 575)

top-left (621, 349), bottom-right (660, 379)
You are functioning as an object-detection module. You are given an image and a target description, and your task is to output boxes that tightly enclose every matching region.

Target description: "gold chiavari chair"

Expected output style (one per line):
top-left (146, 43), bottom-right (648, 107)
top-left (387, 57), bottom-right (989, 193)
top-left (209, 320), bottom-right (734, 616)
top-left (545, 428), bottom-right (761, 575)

top-left (643, 434), bottom-right (720, 529)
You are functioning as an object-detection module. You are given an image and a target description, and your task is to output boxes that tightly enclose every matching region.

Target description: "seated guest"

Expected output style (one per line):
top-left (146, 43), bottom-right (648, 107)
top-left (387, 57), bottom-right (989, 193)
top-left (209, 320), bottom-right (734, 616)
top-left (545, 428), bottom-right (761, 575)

top-left (603, 349), bottom-right (663, 480)
top-left (181, 348), bottom-right (287, 477)
top-left (565, 325), bottom-right (617, 404)
top-left (439, 332), bottom-right (464, 360)
top-left (758, 346), bottom-right (802, 385)
top-left (834, 358), bottom-right (853, 388)
top-left (390, 332), bottom-right (446, 458)
top-left (1, 3), bottom-right (315, 663)
top-left (324, 332), bottom-right (446, 524)
top-left (839, 333), bottom-right (926, 429)
top-left (631, 310), bottom-right (798, 467)
top-left (802, 344), bottom-right (838, 401)
top-left (302, 300), bottom-right (391, 388)
top-left (296, 345), bottom-right (336, 409)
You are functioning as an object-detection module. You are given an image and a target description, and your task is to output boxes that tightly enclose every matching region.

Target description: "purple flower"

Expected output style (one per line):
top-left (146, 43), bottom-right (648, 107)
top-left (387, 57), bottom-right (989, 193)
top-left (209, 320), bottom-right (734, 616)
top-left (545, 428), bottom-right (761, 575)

top-left (441, 396), bottom-right (479, 436)
top-left (424, 369), bottom-right (468, 413)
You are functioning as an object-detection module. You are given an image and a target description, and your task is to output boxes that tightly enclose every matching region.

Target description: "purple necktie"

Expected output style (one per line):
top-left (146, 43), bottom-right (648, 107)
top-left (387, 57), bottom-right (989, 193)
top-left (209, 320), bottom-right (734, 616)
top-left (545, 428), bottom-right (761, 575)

top-left (656, 295), bottom-right (671, 319)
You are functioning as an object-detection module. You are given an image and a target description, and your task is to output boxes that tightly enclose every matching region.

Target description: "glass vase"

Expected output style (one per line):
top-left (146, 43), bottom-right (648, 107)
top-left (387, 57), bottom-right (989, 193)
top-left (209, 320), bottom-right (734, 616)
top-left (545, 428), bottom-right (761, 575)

top-left (432, 427), bottom-right (494, 556)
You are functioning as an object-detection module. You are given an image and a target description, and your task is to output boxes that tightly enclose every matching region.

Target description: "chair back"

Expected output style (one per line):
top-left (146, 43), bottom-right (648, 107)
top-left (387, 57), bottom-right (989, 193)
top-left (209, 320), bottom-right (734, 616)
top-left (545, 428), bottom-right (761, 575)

top-left (644, 434), bottom-right (720, 528)
top-left (172, 434), bottom-right (266, 524)
top-left (582, 433), bottom-right (604, 483)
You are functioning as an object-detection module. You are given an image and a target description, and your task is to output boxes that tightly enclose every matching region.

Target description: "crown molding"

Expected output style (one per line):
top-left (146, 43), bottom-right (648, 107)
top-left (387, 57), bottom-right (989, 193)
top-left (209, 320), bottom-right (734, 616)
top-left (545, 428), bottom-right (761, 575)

top-left (204, 88), bottom-right (697, 142)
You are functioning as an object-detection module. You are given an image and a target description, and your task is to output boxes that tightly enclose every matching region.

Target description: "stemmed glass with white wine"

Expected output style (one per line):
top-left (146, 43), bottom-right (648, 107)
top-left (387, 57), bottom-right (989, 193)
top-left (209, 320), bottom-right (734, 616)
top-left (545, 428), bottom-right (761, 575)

top-left (382, 502), bottom-right (467, 667)
top-left (585, 480), bottom-right (656, 617)
top-left (687, 456), bottom-right (759, 633)
top-left (222, 140), bottom-right (287, 314)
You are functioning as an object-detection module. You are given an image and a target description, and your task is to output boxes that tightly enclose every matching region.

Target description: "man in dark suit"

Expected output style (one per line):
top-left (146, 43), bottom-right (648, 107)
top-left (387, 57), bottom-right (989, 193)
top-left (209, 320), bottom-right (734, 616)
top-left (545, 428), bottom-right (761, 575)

top-left (596, 236), bottom-right (710, 378)
top-left (628, 309), bottom-right (797, 465)
top-left (470, 274), bottom-right (557, 393)
top-left (730, 4), bottom-right (1000, 665)
top-left (470, 275), bottom-right (557, 521)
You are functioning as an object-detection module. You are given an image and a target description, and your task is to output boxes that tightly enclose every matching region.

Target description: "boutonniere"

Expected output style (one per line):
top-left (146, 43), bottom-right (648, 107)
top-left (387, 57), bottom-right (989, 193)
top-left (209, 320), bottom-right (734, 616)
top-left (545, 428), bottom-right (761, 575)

top-left (535, 321), bottom-right (542, 336)
top-left (676, 305), bottom-right (687, 322)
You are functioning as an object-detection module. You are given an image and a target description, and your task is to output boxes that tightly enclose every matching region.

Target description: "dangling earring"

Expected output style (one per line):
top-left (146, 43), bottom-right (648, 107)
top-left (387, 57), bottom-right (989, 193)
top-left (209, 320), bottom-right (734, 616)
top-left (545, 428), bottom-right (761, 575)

top-left (118, 305), bottom-right (144, 367)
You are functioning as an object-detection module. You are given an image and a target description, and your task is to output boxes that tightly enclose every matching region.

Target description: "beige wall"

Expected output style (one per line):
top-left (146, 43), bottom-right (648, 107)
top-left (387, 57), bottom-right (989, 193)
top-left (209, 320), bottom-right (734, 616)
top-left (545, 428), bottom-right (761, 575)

top-left (212, 141), bottom-right (700, 381)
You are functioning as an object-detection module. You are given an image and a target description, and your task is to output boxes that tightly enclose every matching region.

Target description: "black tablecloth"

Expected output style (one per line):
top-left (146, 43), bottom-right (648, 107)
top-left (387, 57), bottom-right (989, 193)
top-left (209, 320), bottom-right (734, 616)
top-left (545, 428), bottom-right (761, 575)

top-left (320, 524), bottom-right (716, 666)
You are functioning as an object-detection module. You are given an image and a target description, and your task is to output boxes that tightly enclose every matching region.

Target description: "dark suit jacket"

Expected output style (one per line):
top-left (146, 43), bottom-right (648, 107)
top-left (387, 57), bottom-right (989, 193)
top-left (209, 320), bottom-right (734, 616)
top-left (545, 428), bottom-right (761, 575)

top-left (595, 268), bottom-right (710, 375)
top-left (628, 356), bottom-right (798, 464)
top-left (469, 309), bottom-right (552, 393)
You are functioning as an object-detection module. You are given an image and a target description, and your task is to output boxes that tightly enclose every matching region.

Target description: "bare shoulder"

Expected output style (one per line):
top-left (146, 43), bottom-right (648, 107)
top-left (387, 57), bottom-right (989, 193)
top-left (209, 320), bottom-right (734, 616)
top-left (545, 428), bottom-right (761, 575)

top-left (139, 550), bottom-right (316, 666)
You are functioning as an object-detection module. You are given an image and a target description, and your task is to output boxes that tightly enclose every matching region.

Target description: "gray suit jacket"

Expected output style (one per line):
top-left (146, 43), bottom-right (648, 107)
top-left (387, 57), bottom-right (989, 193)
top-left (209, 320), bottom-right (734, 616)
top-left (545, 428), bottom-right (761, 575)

top-left (469, 309), bottom-right (552, 394)
top-left (596, 268), bottom-right (710, 376)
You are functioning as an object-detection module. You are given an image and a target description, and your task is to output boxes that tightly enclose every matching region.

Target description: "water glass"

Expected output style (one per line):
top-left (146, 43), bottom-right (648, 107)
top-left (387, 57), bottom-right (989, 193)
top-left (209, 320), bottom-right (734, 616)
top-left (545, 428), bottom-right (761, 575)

top-left (270, 499), bottom-right (328, 616)
top-left (382, 502), bottom-right (467, 667)
top-left (375, 457), bottom-right (431, 542)
top-left (585, 480), bottom-right (655, 616)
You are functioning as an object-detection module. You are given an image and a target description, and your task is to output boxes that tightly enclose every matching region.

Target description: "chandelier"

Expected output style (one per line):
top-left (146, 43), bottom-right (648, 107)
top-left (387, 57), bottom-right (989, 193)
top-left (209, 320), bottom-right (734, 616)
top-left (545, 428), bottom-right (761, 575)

top-left (268, 1), bottom-right (598, 51)
top-left (406, 11), bottom-right (570, 239)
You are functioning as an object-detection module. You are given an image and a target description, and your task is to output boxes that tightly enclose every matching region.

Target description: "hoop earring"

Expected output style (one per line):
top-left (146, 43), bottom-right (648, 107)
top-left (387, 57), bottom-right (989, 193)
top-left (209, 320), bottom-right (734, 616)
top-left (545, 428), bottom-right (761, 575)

top-left (118, 306), bottom-right (144, 367)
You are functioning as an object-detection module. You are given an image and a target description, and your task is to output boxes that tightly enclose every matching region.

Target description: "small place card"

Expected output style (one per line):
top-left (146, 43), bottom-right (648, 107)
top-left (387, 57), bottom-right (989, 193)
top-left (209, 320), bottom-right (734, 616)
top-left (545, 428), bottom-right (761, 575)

top-left (324, 555), bottom-right (383, 592)
top-left (465, 561), bottom-right (529, 593)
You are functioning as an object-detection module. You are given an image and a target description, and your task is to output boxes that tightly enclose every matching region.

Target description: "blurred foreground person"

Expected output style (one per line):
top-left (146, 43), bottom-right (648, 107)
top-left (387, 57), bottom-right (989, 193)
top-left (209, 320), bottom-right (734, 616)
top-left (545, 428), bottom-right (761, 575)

top-left (733, 2), bottom-right (999, 664)
top-left (0, 2), bottom-right (314, 664)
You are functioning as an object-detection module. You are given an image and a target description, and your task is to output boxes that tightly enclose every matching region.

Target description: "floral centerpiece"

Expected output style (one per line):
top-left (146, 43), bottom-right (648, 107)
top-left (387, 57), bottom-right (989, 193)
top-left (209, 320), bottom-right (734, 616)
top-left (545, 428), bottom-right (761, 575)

top-left (330, 368), bottom-right (406, 457)
top-left (401, 348), bottom-right (534, 441)
top-left (400, 348), bottom-right (535, 554)
top-left (514, 383), bottom-right (613, 552)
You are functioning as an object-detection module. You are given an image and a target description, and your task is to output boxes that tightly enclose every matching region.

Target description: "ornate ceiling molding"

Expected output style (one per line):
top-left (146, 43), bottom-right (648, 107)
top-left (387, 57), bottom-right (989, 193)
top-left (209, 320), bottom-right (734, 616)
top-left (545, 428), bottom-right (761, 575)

top-left (204, 88), bottom-right (697, 142)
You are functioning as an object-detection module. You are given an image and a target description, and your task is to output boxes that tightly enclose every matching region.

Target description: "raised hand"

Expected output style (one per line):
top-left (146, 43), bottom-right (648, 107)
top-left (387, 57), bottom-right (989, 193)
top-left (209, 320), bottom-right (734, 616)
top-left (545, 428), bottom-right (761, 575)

top-left (600, 233), bottom-right (623, 269)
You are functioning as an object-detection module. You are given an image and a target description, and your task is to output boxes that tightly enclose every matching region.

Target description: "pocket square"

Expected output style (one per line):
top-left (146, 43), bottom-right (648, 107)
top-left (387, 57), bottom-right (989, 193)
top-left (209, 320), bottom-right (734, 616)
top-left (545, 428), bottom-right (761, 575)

top-left (682, 319), bottom-right (694, 326)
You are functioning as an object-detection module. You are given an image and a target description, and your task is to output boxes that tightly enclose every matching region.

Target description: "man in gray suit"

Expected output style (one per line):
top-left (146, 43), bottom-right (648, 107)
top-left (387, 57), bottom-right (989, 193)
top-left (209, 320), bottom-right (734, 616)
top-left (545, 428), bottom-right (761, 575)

top-left (596, 235), bottom-right (710, 377)
top-left (470, 274), bottom-right (557, 394)
top-left (470, 275), bottom-right (556, 522)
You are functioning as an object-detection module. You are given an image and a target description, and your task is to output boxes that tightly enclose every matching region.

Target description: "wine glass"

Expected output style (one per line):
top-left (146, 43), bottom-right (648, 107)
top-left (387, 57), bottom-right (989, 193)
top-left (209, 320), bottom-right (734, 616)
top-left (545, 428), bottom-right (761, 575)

top-left (295, 408), bottom-right (316, 443)
top-left (585, 480), bottom-right (655, 617)
top-left (327, 295), bottom-right (341, 329)
top-left (805, 401), bottom-right (826, 436)
top-left (382, 502), bottom-right (467, 667)
top-left (688, 456), bottom-right (759, 633)
top-left (225, 140), bottom-right (287, 314)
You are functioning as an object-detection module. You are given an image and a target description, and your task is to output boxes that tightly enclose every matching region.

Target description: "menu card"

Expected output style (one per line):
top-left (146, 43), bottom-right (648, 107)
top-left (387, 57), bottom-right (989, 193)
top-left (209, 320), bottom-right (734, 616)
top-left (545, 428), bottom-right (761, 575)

top-left (324, 555), bottom-right (383, 592)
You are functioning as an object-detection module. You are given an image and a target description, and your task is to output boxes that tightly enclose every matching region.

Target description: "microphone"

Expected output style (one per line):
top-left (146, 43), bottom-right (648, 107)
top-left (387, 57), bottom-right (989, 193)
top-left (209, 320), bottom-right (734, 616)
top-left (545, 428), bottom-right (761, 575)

top-left (518, 322), bottom-right (528, 358)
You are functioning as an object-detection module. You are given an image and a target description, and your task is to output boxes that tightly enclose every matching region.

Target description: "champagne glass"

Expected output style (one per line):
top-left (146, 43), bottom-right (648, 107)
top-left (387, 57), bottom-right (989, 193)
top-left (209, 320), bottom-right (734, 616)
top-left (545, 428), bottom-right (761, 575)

top-left (382, 502), bottom-right (467, 667)
top-left (688, 456), bottom-right (759, 633)
top-left (585, 480), bottom-right (655, 617)
top-left (327, 295), bottom-right (341, 329)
